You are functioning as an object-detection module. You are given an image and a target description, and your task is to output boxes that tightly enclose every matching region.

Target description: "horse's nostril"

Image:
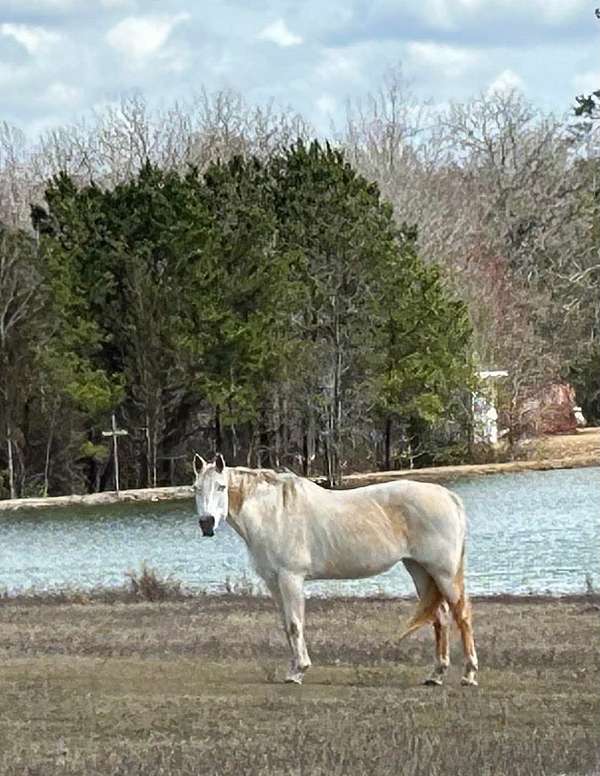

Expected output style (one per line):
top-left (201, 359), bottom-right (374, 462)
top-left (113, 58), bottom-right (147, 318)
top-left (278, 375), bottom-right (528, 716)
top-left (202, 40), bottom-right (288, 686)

top-left (199, 515), bottom-right (215, 536)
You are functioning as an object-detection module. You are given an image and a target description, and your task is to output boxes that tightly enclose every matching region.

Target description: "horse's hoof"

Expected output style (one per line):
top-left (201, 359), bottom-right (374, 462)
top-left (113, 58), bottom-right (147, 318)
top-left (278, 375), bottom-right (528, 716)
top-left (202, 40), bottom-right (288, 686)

top-left (423, 677), bottom-right (444, 687)
top-left (285, 675), bottom-right (304, 685)
top-left (460, 676), bottom-right (478, 687)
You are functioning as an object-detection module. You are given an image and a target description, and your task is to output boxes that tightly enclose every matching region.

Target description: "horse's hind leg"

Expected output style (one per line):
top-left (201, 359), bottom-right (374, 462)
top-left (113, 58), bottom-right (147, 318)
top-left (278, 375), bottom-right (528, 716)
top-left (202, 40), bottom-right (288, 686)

top-left (430, 602), bottom-right (451, 686)
top-left (449, 594), bottom-right (478, 686)
top-left (434, 572), bottom-right (478, 687)
top-left (402, 559), bottom-right (450, 686)
top-left (277, 570), bottom-right (311, 685)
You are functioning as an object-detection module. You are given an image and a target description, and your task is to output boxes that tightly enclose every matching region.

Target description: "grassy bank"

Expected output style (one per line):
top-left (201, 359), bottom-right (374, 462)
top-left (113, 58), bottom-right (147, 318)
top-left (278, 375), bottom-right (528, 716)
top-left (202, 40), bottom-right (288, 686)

top-left (1, 594), bottom-right (599, 775)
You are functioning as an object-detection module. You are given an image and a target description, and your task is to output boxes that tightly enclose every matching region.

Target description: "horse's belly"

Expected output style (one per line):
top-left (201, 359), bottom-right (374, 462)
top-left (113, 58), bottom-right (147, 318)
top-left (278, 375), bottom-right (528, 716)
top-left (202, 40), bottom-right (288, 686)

top-left (306, 552), bottom-right (399, 581)
top-left (307, 565), bottom-right (397, 581)
top-left (305, 525), bottom-right (405, 580)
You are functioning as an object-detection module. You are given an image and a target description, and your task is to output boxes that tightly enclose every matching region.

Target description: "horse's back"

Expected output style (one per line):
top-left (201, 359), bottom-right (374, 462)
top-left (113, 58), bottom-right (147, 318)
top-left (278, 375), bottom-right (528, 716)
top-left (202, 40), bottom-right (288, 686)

top-left (336, 479), bottom-right (464, 525)
top-left (341, 479), bottom-right (467, 573)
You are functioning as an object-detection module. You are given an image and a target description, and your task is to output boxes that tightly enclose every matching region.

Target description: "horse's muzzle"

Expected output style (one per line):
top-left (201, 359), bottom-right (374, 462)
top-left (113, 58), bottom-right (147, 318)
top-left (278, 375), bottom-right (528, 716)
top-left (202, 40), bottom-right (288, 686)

top-left (198, 515), bottom-right (215, 537)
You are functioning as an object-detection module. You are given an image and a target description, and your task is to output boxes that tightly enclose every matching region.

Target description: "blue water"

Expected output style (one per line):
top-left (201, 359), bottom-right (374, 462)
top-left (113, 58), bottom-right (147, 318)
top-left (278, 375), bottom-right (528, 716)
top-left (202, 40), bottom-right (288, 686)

top-left (1, 467), bottom-right (599, 596)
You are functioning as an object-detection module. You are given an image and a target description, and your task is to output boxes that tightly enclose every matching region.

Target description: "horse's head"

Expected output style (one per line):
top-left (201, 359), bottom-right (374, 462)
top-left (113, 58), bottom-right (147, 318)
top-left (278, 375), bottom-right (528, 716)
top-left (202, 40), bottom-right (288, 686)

top-left (192, 453), bottom-right (228, 537)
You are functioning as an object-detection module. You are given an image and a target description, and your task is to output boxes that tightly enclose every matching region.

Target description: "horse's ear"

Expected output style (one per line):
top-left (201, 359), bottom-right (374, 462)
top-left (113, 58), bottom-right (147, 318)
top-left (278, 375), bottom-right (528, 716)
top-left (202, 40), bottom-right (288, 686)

top-left (193, 454), bottom-right (206, 476)
top-left (214, 453), bottom-right (226, 473)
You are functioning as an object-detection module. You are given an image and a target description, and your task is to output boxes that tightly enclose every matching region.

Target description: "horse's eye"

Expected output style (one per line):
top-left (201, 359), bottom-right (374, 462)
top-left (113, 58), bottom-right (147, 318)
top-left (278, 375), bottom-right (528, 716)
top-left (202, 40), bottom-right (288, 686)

top-left (217, 485), bottom-right (226, 492)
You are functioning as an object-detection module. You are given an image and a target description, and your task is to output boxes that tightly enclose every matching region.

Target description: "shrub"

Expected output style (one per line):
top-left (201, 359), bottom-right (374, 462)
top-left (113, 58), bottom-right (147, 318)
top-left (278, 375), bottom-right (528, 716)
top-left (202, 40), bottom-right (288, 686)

top-left (125, 562), bottom-right (184, 602)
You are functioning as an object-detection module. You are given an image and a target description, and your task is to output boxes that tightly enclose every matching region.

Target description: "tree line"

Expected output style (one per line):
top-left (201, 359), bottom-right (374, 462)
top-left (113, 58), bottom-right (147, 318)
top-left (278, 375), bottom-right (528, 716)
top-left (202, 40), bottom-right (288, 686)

top-left (1, 141), bottom-right (472, 496)
top-left (1, 72), bottom-right (599, 497)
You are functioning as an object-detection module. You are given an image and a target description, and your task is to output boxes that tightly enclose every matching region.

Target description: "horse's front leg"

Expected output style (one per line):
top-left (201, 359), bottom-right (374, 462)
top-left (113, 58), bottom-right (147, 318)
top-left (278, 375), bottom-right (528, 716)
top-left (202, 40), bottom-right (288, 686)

top-left (277, 570), bottom-right (311, 685)
top-left (264, 574), bottom-right (286, 629)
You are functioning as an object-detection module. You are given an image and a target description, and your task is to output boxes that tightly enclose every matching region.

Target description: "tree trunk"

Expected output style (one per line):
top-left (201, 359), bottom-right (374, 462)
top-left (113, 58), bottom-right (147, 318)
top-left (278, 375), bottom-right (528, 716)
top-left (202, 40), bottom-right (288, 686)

top-left (324, 435), bottom-right (335, 488)
top-left (302, 410), bottom-right (316, 477)
top-left (302, 430), bottom-right (310, 477)
top-left (144, 414), bottom-right (152, 489)
top-left (281, 394), bottom-right (290, 468)
top-left (258, 405), bottom-right (270, 467)
top-left (330, 309), bottom-right (343, 486)
top-left (214, 405), bottom-right (223, 454)
top-left (6, 418), bottom-right (16, 499)
top-left (151, 420), bottom-right (158, 489)
top-left (384, 415), bottom-right (392, 471)
top-left (43, 430), bottom-right (53, 497)
top-left (273, 392), bottom-right (281, 468)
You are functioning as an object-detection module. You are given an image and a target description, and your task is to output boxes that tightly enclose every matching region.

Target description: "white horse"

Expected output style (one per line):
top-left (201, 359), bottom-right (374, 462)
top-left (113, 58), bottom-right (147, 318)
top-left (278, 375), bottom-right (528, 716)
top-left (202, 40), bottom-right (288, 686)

top-left (193, 453), bottom-right (478, 687)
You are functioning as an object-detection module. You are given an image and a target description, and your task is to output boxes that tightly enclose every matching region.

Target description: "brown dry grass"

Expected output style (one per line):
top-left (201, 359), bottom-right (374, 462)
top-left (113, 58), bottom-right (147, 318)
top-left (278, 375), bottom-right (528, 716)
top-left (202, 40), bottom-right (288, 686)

top-left (1, 595), bottom-right (599, 775)
top-left (525, 427), bottom-right (600, 461)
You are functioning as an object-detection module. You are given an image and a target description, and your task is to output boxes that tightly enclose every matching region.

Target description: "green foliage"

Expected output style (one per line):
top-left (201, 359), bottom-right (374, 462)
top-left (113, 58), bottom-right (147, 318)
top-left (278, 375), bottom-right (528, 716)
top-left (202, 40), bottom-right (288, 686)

top-left (79, 441), bottom-right (110, 462)
top-left (270, 141), bottom-right (405, 476)
top-left (188, 154), bottom-right (297, 422)
top-left (0, 225), bottom-right (45, 497)
top-left (574, 91), bottom-right (600, 119)
top-left (364, 226), bottom-right (474, 451)
top-left (34, 164), bottom-right (214, 487)
top-left (2, 145), bottom-right (474, 493)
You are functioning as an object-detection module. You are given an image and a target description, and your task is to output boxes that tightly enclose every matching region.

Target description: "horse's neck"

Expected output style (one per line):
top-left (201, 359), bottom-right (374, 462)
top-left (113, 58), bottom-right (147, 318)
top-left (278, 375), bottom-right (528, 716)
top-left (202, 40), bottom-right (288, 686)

top-left (226, 468), bottom-right (255, 542)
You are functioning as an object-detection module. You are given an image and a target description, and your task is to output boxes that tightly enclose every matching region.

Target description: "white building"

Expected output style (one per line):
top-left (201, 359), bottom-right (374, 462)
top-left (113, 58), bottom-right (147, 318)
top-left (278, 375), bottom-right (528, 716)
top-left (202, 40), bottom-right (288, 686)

top-left (473, 370), bottom-right (508, 445)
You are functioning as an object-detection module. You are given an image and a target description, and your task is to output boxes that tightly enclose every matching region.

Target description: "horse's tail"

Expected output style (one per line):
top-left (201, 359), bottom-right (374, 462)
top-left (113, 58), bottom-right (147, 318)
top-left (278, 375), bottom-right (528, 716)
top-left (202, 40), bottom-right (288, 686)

top-left (455, 541), bottom-right (466, 603)
top-left (398, 543), bottom-right (466, 642)
top-left (397, 574), bottom-right (445, 642)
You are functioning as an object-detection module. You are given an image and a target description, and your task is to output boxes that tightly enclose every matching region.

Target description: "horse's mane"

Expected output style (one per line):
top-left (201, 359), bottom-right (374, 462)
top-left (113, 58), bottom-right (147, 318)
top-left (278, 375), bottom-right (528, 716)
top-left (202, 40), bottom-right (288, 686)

top-left (229, 467), bottom-right (302, 509)
top-left (231, 467), bottom-right (300, 486)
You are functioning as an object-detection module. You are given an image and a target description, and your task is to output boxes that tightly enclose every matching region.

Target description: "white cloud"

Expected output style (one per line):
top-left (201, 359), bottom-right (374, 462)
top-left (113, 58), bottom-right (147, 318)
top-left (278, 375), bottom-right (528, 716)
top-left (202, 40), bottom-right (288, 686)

top-left (258, 19), bottom-right (303, 47)
top-left (487, 68), bottom-right (525, 96)
top-left (573, 70), bottom-right (600, 97)
top-left (34, 1), bottom-right (76, 6)
top-left (316, 94), bottom-right (336, 114)
top-left (43, 81), bottom-right (81, 106)
top-left (106, 13), bottom-right (190, 60)
top-left (414, 0), bottom-right (586, 28)
top-left (456, 0), bottom-right (585, 22)
top-left (315, 49), bottom-right (360, 81)
top-left (420, 0), bottom-right (457, 30)
top-left (3, 0), bottom-right (79, 9)
top-left (406, 42), bottom-right (480, 79)
top-left (456, 0), bottom-right (484, 9)
top-left (536, 0), bottom-right (586, 24)
top-left (415, 0), bottom-right (487, 29)
top-left (0, 23), bottom-right (61, 55)
top-left (0, 61), bottom-right (21, 87)
top-left (0, 0), bottom-right (597, 144)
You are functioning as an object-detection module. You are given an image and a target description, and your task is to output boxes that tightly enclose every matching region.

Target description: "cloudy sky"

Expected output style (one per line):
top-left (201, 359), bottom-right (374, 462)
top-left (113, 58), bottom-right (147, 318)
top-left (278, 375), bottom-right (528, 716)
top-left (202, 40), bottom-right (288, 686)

top-left (0, 0), bottom-right (598, 138)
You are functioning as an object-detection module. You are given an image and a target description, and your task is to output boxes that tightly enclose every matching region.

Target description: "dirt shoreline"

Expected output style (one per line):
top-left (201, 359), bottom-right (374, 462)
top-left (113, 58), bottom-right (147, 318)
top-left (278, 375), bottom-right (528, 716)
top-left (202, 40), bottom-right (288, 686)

top-left (1, 428), bottom-right (598, 513)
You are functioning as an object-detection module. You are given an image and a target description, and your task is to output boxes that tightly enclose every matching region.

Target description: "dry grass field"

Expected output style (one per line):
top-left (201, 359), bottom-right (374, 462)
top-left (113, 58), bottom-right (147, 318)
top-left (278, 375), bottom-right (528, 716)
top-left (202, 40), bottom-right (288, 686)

top-left (527, 427), bottom-right (600, 461)
top-left (1, 593), bottom-right (599, 775)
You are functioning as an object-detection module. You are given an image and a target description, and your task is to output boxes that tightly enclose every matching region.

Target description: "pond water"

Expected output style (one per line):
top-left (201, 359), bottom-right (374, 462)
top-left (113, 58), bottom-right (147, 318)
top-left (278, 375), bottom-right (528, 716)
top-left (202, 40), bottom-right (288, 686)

top-left (1, 467), bottom-right (599, 597)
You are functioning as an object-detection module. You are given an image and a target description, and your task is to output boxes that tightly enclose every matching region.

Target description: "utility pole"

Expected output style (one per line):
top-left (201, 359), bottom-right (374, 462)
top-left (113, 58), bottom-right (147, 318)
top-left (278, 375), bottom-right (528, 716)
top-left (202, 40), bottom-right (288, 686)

top-left (102, 413), bottom-right (128, 495)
